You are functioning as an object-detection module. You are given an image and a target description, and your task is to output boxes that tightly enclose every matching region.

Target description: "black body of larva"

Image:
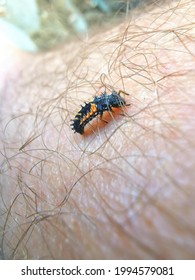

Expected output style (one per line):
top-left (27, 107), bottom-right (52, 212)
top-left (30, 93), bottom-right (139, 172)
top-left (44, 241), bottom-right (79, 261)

top-left (71, 91), bottom-right (127, 134)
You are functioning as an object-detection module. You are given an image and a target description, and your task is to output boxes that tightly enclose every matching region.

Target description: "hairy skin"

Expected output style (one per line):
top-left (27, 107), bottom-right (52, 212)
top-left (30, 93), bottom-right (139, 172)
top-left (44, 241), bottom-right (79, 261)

top-left (0, 0), bottom-right (195, 259)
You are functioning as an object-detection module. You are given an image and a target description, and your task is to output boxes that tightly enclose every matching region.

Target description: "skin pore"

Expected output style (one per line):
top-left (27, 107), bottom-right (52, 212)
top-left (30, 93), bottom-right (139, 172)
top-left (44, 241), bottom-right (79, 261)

top-left (0, 0), bottom-right (195, 259)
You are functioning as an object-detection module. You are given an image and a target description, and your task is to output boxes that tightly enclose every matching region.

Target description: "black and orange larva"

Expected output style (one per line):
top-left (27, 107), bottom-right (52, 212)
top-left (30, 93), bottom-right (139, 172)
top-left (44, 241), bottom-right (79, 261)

top-left (71, 90), bottom-right (129, 134)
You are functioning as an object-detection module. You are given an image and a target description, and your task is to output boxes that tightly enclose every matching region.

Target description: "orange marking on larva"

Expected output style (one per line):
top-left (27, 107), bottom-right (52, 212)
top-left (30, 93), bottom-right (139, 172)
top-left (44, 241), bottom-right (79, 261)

top-left (71, 91), bottom-right (129, 134)
top-left (79, 103), bottom-right (97, 125)
top-left (80, 116), bottom-right (87, 124)
top-left (80, 112), bottom-right (90, 124)
top-left (91, 103), bottom-right (97, 113)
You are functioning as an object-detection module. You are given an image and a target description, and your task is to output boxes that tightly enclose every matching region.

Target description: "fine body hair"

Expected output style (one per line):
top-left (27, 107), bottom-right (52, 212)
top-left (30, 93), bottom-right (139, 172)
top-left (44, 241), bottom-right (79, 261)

top-left (0, 0), bottom-right (195, 259)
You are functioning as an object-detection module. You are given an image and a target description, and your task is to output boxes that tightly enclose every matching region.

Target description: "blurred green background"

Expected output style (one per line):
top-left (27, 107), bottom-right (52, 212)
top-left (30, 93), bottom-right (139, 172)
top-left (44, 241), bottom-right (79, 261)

top-left (0, 0), bottom-right (151, 51)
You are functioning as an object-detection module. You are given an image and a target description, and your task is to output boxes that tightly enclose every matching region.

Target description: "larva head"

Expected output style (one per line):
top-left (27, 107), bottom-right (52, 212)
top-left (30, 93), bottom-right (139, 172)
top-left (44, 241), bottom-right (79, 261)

top-left (109, 91), bottom-right (126, 108)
